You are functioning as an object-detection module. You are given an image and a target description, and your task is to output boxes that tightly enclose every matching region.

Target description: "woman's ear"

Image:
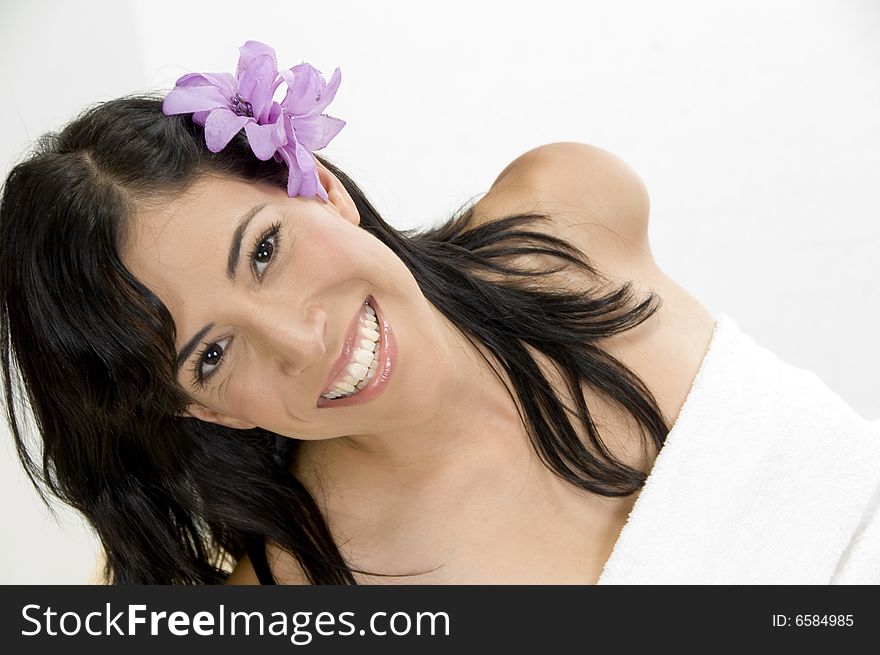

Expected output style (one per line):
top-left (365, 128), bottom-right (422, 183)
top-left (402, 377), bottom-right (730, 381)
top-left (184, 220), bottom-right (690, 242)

top-left (178, 403), bottom-right (256, 430)
top-left (316, 161), bottom-right (359, 226)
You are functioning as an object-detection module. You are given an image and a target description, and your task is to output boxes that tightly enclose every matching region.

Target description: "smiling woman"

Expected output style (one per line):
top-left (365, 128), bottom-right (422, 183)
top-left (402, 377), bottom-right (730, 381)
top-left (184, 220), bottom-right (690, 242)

top-left (5, 88), bottom-right (875, 586)
top-left (0, 91), bottom-right (676, 584)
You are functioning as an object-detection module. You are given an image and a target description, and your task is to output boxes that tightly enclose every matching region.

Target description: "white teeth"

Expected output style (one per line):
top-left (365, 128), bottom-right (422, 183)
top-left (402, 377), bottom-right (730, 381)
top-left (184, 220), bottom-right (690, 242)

top-left (322, 302), bottom-right (382, 400)
top-left (347, 361), bottom-right (369, 380)
top-left (351, 348), bottom-right (374, 366)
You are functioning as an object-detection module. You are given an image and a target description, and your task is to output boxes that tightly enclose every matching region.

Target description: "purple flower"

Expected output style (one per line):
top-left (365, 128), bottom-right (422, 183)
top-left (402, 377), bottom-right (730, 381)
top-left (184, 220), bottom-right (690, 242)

top-left (162, 40), bottom-right (345, 200)
top-left (273, 63), bottom-right (345, 200)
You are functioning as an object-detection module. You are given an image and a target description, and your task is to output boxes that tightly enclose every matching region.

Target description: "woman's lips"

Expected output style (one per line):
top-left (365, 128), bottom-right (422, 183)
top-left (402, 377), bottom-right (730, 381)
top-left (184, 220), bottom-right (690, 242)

top-left (319, 298), bottom-right (369, 398)
top-left (316, 294), bottom-right (393, 408)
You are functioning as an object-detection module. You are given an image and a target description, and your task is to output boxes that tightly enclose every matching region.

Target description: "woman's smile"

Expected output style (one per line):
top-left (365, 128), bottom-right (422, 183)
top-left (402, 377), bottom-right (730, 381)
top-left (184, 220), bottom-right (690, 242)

top-left (317, 294), bottom-right (396, 408)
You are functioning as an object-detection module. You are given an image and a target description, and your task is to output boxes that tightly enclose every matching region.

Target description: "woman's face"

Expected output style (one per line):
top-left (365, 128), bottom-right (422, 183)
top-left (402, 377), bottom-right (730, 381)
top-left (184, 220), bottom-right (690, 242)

top-left (121, 164), bottom-right (454, 441)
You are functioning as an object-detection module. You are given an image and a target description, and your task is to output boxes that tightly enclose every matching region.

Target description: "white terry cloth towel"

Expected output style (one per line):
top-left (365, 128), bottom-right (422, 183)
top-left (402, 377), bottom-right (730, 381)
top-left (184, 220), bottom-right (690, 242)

top-left (596, 312), bottom-right (880, 584)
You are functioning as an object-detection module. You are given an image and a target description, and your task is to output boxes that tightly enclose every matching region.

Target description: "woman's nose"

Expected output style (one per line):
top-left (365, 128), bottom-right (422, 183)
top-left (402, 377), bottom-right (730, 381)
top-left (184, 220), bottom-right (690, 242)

top-left (253, 305), bottom-right (326, 376)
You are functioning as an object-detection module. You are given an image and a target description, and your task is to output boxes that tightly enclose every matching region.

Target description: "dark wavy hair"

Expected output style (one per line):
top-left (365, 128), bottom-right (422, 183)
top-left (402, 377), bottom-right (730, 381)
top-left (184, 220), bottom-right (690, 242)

top-left (0, 93), bottom-right (669, 584)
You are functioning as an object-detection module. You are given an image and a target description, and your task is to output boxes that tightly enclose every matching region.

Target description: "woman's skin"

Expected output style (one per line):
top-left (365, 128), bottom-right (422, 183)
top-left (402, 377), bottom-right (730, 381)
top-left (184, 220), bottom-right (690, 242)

top-left (122, 146), bottom-right (717, 583)
top-left (121, 163), bottom-right (529, 502)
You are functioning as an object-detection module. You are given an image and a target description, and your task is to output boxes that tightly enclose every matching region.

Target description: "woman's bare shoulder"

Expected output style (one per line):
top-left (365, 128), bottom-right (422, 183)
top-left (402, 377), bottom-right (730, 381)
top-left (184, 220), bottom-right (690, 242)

top-left (470, 141), bottom-right (657, 273)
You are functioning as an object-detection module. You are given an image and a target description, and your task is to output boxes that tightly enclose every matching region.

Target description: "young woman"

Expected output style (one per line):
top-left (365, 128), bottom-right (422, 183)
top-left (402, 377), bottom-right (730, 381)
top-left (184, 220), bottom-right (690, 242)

top-left (3, 93), bottom-right (876, 585)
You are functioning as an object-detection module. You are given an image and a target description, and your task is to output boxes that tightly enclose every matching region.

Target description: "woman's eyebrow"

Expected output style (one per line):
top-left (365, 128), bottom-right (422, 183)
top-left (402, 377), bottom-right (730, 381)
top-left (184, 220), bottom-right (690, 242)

top-left (175, 322), bottom-right (215, 377)
top-left (226, 202), bottom-right (269, 281)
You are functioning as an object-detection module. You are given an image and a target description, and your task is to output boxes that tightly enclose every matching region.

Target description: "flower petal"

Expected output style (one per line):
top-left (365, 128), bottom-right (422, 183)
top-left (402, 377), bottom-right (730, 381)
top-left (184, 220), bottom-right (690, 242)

top-left (267, 101), bottom-right (282, 124)
top-left (192, 110), bottom-right (210, 126)
top-left (276, 114), bottom-right (326, 200)
top-left (278, 68), bottom-right (298, 111)
top-left (203, 108), bottom-right (252, 152)
top-left (314, 172), bottom-right (330, 203)
top-left (292, 140), bottom-right (328, 201)
top-left (236, 41), bottom-right (277, 79)
top-left (174, 72), bottom-right (236, 97)
top-left (293, 134), bottom-right (315, 174)
top-left (313, 67), bottom-right (342, 114)
top-left (290, 114), bottom-right (345, 151)
top-left (237, 53), bottom-right (279, 123)
top-left (276, 144), bottom-right (304, 197)
top-left (280, 63), bottom-right (328, 117)
top-left (163, 83), bottom-right (229, 115)
top-left (243, 113), bottom-right (287, 160)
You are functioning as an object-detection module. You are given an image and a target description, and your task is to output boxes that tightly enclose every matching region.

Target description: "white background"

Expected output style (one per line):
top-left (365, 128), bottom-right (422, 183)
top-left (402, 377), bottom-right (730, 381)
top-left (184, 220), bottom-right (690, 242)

top-left (1, 0), bottom-right (878, 583)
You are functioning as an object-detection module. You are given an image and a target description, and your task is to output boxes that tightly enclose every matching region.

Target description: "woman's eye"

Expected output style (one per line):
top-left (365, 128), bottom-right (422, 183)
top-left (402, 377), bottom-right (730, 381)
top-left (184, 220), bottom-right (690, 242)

top-left (196, 336), bottom-right (231, 386)
top-left (252, 223), bottom-right (281, 279)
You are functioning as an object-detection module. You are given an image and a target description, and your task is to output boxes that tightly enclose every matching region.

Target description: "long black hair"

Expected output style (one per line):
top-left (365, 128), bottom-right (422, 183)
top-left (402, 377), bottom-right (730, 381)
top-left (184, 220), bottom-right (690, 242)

top-left (0, 93), bottom-right (668, 584)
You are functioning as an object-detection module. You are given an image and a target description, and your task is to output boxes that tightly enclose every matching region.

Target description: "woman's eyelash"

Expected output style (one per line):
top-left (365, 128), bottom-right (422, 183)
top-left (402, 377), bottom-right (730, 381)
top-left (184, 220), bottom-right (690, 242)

top-left (190, 339), bottom-right (229, 391)
top-left (189, 345), bottom-right (205, 390)
top-left (251, 220), bottom-right (282, 280)
top-left (189, 220), bottom-right (283, 390)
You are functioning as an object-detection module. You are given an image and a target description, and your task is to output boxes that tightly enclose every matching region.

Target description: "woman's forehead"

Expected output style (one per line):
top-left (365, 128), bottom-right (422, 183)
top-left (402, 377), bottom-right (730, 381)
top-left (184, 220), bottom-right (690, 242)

top-left (126, 177), bottom-right (277, 256)
top-left (136, 176), bottom-right (270, 235)
top-left (121, 177), bottom-right (276, 299)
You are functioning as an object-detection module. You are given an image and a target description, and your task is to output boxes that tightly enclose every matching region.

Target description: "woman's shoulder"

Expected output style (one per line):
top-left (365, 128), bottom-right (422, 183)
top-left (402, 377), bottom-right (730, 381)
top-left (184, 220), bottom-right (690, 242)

top-left (472, 142), bottom-right (718, 433)
top-left (470, 141), bottom-right (656, 275)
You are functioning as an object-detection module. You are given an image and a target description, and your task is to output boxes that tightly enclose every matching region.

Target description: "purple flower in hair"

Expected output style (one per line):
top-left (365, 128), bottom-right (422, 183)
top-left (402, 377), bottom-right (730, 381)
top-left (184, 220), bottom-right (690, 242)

top-left (162, 40), bottom-right (345, 200)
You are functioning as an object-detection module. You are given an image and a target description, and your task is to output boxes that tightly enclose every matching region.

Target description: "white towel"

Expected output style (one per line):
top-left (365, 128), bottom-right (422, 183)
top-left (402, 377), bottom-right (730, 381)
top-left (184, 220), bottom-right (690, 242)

top-left (596, 312), bottom-right (880, 584)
